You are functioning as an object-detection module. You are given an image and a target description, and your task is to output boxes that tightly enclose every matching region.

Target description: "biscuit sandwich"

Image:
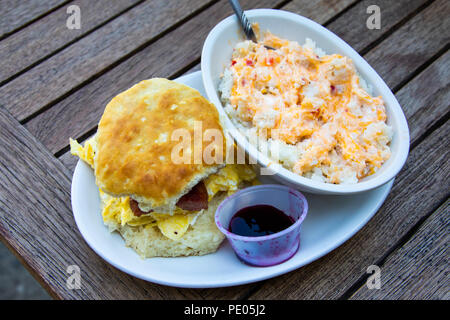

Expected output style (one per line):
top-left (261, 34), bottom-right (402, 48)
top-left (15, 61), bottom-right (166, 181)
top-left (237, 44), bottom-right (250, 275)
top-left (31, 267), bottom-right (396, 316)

top-left (70, 78), bottom-right (257, 258)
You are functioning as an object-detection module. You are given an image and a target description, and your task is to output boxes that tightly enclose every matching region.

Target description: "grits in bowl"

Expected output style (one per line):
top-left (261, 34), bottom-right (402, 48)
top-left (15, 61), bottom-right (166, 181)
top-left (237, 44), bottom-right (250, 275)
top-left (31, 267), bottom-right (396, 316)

top-left (219, 33), bottom-right (393, 184)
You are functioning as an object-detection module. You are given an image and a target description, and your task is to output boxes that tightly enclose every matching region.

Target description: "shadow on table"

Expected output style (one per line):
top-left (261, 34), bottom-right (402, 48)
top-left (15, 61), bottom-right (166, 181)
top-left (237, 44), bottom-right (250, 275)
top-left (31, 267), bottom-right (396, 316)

top-left (0, 242), bottom-right (51, 300)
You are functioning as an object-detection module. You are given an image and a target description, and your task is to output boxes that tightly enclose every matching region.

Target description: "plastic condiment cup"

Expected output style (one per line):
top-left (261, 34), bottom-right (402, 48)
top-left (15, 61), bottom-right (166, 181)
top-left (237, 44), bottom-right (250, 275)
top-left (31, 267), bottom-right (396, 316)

top-left (215, 185), bottom-right (308, 267)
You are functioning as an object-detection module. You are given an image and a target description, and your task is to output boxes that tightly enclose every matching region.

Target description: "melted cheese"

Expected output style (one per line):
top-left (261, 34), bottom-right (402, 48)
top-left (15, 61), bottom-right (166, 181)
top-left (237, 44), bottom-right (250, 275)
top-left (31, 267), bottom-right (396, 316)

top-left (70, 137), bottom-right (96, 169)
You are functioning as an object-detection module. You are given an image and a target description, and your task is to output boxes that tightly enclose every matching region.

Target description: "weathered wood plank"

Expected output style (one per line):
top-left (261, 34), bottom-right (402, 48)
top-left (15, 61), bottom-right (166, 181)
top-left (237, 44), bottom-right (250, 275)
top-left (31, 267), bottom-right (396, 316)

top-left (326, 0), bottom-right (430, 53)
top-left (350, 199), bottom-right (449, 300)
top-left (0, 0), bottom-right (68, 39)
top-left (23, 0), bottom-right (286, 155)
top-left (248, 118), bottom-right (449, 299)
top-left (59, 148), bottom-right (80, 176)
top-left (0, 0), bottom-right (141, 84)
top-left (0, 105), bottom-right (214, 299)
top-left (364, 0), bottom-right (450, 90)
top-left (396, 51), bottom-right (450, 144)
top-left (0, 0), bottom-right (213, 121)
top-left (283, 0), bottom-right (358, 25)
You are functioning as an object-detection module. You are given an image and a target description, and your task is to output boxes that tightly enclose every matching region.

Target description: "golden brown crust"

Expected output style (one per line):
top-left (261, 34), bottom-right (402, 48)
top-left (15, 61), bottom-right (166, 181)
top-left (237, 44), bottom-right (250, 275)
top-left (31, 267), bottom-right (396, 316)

top-left (95, 78), bottom-right (226, 211)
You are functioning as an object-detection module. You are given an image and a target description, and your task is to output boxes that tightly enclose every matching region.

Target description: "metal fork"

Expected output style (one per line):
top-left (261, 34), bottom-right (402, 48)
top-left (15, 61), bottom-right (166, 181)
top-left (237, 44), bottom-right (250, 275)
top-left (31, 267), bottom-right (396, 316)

top-left (228, 0), bottom-right (275, 50)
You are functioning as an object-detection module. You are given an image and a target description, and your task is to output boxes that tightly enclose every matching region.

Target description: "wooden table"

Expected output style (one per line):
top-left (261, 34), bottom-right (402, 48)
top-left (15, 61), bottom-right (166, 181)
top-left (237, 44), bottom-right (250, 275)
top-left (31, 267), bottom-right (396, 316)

top-left (0, 0), bottom-right (448, 300)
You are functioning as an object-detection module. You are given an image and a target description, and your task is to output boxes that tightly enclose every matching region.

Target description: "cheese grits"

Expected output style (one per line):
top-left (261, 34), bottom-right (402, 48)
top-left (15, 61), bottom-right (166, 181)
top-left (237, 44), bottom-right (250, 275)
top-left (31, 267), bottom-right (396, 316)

top-left (219, 33), bottom-right (393, 184)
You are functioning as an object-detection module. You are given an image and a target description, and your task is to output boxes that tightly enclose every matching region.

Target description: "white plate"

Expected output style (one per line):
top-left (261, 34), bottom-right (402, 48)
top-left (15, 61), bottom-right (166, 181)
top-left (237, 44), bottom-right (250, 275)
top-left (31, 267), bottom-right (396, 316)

top-left (71, 71), bottom-right (393, 288)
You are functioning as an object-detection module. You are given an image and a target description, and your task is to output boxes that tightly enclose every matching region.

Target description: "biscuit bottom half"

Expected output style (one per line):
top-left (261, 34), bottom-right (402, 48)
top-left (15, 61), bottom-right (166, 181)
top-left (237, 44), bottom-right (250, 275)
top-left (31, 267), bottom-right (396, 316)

top-left (103, 193), bottom-right (227, 258)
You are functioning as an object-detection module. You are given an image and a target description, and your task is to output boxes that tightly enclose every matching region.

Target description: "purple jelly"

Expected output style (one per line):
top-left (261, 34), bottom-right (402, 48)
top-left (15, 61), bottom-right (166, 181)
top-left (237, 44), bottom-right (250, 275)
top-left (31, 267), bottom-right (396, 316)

top-left (228, 205), bottom-right (294, 237)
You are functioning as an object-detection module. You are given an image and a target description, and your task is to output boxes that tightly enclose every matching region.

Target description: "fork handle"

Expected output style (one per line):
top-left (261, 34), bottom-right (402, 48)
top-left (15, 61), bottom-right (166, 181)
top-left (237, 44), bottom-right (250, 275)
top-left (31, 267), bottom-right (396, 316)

top-left (228, 0), bottom-right (257, 42)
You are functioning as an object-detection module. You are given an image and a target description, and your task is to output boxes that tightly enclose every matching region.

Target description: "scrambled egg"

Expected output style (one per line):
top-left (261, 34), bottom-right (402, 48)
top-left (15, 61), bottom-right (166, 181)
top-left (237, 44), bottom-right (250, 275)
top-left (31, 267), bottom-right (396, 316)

top-left (70, 137), bottom-right (96, 169)
top-left (204, 164), bottom-right (258, 200)
top-left (98, 189), bottom-right (198, 240)
top-left (223, 33), bottom-right (392, 184)
top-left (70, 137), bottom-right (257, 240)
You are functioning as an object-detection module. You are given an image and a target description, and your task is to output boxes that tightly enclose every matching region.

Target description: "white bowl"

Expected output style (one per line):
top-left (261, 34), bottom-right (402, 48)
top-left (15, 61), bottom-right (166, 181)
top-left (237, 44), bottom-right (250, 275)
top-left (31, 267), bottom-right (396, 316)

top-left (201, 9), bottom-right (409, 195)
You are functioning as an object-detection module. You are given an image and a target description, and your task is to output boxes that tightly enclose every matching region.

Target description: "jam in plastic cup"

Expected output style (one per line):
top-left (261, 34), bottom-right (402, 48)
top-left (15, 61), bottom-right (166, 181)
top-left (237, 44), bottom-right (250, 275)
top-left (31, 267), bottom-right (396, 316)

top-left (215, 185), bottom-right (308, 267)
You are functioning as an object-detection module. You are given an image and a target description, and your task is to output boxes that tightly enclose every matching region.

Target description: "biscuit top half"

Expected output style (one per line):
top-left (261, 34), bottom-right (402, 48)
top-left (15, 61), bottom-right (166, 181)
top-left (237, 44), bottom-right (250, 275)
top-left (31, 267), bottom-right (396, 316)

top-left (95, 78), bottom-right (226, 212)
